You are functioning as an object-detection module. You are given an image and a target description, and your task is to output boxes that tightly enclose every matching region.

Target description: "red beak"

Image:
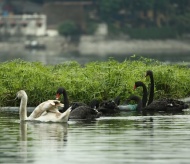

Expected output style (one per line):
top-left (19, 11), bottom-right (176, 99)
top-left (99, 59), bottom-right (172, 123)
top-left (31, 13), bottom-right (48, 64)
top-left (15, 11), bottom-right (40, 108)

top-left (56, 94), bottom-right (60, 99)
top-left (134, 85), bottom-right (137, 90)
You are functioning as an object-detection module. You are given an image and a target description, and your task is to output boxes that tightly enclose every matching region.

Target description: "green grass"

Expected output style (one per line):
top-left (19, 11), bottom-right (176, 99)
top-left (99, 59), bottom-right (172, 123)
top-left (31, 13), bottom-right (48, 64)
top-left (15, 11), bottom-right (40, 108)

top-left (1, 57), bottom-right (190, 107)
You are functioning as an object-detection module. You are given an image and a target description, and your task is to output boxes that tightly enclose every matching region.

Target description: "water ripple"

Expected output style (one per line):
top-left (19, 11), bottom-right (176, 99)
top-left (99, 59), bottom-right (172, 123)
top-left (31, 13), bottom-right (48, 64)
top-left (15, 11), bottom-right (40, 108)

top-left (1, 112), bottom-right (190, 164)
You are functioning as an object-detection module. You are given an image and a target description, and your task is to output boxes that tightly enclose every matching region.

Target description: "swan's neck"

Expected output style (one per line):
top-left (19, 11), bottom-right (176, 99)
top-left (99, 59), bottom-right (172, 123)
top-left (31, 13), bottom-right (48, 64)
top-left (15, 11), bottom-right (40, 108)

top-left (136, 99), bottom-right (143, 112)
top-left (141, 84), bottom-right (148, 108)
top-left (147, 73), bottom-right (154, 105)
top-left (62, 91), bottom-right (69, 111)
top-left (19, 95), bottom-right (28, 121)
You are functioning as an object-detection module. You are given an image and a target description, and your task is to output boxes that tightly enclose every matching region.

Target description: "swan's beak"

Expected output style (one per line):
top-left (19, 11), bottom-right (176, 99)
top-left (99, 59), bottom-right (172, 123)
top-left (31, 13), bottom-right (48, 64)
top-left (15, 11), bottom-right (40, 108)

top-left (6, 96), bottom-right (18, 102)
top-left (14, 94), bottom-right (19, 100)
top-left (56, 94), bottom-right (60, 100)
top-left (134, 85), bottom-right (137, 90)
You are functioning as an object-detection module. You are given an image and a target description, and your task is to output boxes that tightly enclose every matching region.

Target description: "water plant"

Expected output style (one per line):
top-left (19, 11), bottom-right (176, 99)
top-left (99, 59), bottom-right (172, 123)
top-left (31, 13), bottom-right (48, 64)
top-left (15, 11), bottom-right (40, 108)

top-left (0, 57), bottom-right (190, 107)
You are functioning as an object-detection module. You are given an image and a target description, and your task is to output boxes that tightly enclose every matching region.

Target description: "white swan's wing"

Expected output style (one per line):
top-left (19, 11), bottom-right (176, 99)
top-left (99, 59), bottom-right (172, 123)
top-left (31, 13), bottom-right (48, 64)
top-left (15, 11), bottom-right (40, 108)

top-left (59, 107), bottom-right (72, 122)
top-left (34, 107), bottom-right (72, 123)
top-left (28, 100), bottom-right (64, 119)
top-left (34, 112), bottom-right (61, 122)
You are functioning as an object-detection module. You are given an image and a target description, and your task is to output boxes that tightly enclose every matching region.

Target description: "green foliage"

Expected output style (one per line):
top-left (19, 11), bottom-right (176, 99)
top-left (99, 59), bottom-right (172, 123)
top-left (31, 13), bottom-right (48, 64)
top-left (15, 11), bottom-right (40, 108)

top-left (130, 0), bottom-right (155, 11)
top-left (99, 0), bottom-right (123, 21)
top-left (95, 0), bottom-right (190, 38)
top-left (58, 20), bottom-right (79, 37)
top-left (171, 13), bottom-right (190, 34)
top-left (1, 58), bottom-right (190, 107)
top-left (0, 59), bottom-right (56, 106)
top-left (154, 0), bottom-right (171, 11)
top-left (123, 27), bottom-right (178, 39)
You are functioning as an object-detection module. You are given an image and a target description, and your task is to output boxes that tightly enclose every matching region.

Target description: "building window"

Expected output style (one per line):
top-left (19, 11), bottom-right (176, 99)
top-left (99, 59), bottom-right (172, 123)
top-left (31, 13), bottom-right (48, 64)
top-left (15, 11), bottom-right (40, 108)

top-left (21, 21), bottom-right (27, 27)
top-left (36, 21), bottom-right (42, 27)
top-left (10, 22), bottom-right (16, 27)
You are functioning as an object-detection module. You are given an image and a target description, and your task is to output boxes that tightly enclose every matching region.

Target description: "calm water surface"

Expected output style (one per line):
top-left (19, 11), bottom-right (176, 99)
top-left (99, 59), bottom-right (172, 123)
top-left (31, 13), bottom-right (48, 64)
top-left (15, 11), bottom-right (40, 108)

top-left (0, 51), bottom-right (190, 65)
top-left (1, 111), bottom-right (190, 164)
top-left (1, 48), bottom-right (190, 163)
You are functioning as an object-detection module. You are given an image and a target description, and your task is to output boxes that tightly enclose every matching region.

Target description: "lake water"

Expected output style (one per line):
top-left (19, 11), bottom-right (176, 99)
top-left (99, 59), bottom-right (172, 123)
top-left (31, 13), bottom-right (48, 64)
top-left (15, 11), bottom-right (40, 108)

top-left (1, 110), bottom-right (190, 164)
top-left (0, 50), bottom-right (190, 65)
top-left (1, 49), bottom-right (190, 164)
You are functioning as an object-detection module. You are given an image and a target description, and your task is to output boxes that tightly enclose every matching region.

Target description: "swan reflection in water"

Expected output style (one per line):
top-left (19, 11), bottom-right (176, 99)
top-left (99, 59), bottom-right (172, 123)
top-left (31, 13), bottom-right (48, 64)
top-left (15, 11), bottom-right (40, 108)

top-left (18, 122), bottom-right (68, 162)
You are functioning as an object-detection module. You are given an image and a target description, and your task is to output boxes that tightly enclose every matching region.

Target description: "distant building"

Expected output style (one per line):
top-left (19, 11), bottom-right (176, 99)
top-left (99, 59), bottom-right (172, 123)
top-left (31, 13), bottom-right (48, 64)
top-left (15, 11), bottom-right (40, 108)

top-left (0, 1), bottom-right (97, 37)
top-left (42, 1), bottom-right (94, 31)
top-left (0, 14), bottom-right (47, 36)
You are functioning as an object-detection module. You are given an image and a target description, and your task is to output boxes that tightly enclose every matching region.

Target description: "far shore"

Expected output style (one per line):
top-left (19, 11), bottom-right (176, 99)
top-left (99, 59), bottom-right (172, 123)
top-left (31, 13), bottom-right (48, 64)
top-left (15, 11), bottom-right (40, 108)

top-left (0, 35), bottom-right (190, 56)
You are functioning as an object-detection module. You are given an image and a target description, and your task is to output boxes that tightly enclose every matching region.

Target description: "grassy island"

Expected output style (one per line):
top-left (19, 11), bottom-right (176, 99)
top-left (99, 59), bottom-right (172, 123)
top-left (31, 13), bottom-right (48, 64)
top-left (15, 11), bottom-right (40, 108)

top-left (0, 57), bottom-right (190, 107)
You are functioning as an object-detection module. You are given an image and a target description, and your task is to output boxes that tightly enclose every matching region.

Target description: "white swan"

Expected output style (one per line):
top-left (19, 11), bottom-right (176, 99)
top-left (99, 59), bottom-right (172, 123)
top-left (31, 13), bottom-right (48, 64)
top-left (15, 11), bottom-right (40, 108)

top-left (16, 90), bottom-right (72, 122)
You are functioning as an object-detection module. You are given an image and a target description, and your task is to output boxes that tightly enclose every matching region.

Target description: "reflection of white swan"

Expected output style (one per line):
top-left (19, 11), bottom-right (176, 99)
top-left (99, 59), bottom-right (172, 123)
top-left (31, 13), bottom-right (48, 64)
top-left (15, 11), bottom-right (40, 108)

top-left (19, 122), bottom-right (68, 141)
top-left (19, 122), bottom-right (68, 163)
top-left (28, 122), bottom-right (68, 142)
top-left (20, 122), bottom-right (27, 141)
top-left (17, 90), bottom-right (72, 122)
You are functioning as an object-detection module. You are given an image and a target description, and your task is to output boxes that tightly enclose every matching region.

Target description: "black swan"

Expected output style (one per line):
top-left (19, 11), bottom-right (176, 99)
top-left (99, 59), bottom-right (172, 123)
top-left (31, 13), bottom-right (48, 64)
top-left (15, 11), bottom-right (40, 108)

top-left (56, 87), bottom-right (86, 112)
top-left (134, 81), bottom-right (148, 108)
top-left (106, 95), bottom-right (138, 112)
top-left (98, 98), bottom-right (120, 115)
top-left (56, 87), bottom-right (101, 120)
top-left (134, 77), bottom-right (189, 113)
top-left (145, 70), bottom-right (154, 105)
top-left (70, 99), bottom-right (101, 120)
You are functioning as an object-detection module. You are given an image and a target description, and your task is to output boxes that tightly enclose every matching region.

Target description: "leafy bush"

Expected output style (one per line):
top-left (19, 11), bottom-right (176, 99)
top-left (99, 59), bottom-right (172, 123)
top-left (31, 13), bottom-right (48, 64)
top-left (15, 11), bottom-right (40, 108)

top-left (58, 20), bottom-right (79, 37)
top-left (1, 57), bottom-right (190, 107)
top-left (123, 27), bottom-right (178, 39)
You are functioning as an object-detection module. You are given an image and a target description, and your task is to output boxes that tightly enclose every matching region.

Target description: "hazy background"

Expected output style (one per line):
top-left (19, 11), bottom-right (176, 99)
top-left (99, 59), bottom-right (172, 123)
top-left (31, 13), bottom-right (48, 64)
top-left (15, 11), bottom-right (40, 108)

top-left (0, 0), bottom-right (190, 65)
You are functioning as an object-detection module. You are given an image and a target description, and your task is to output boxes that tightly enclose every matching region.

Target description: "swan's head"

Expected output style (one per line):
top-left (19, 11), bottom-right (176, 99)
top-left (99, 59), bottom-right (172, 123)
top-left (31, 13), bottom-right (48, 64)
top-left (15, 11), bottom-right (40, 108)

top-left (56, 87), bottom-right (66, 99)
top-left (16, 90), bottom-right (27, 99)
top-left (98, 100), bottom-right (119, 115)
top-left (89, 99), bottom-right (100, 109)
top-left (101, 100), bottom-right (117, 109)
top-left (134, 81), bottom-right (144, 89)
top-left (145, 70), bottom-right (153, 77)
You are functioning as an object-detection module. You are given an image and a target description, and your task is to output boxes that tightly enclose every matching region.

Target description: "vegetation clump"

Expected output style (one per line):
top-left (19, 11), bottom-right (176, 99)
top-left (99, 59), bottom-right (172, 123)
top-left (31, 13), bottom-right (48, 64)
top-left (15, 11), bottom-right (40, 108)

top-left (0, 57), bottom-right (190, 107)
top-left (58, 20), bottom-right (79, 37)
